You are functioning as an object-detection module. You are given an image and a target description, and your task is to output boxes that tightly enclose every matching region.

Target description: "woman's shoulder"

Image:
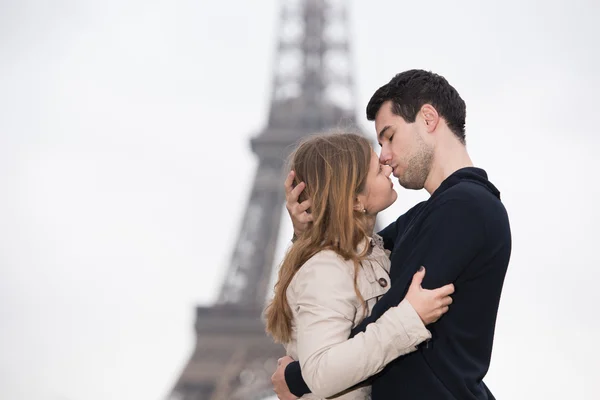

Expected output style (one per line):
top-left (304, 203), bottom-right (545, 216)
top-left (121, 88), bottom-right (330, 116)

top-left (287, 249), bottom-right (359, 306)
top-left (291, 250), bottom-right (354, 286)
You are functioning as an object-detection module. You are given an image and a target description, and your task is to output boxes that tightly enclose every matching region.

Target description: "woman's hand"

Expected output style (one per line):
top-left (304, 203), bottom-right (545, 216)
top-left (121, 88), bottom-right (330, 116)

top-left (405, 267), bottom-right (455, 325)
top-left (284, 170), bottom-right (313, 236)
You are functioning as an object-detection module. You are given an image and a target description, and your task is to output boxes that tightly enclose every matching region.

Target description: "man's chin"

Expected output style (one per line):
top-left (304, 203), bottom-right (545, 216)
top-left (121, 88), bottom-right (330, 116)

top-left (393, 175), bottom-right (405, 186)
top-left (396, 176), bottom-right (413, 190)
top-left (399, 180), bottom-right (424, 190)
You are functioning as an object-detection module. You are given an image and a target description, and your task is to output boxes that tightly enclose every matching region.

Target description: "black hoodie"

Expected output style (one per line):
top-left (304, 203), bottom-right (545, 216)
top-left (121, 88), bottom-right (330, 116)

top-left (285, 167), bottom-right (512, 400)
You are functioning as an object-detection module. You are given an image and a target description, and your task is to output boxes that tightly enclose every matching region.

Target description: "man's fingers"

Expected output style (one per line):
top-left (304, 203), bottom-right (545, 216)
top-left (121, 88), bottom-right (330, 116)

top-left (291, 209), bottom-right (313, 224)
top-left (297, 199), bottom-right (312, 213)
top-left (284, 171), bottom-right (295, 195)
top-left (289, 181), bottom-right (306, 201)
top-left (294, 212), bottom-right (313, 224)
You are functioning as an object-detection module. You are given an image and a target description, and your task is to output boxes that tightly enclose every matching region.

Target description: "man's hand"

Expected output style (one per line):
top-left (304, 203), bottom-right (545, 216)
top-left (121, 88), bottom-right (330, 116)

top-left (285, 170), bottom-right (313, 236)
top-left (271, 356), bottom-right (298, 400)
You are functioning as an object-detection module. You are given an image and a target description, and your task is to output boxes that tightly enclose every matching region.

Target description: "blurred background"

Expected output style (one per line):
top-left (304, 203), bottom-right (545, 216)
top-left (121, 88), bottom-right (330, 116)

top-left (1, 0), bottom-right (599, 399)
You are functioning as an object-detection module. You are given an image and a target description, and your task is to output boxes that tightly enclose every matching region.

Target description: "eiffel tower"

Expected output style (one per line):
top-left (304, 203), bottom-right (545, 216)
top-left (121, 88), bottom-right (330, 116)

top-left (167, 1), bottom-right (360, 399)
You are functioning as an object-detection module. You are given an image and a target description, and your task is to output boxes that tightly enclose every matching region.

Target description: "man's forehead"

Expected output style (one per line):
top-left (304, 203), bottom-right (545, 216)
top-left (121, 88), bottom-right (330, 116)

top-left (376, 100), bottom-right (394, 118)
top-left (375, 107), bottom-right (399, 131)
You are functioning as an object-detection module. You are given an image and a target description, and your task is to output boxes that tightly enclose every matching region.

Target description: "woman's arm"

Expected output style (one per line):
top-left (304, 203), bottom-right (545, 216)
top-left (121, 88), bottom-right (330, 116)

top-left (293, 257), bottom-right (430, 398)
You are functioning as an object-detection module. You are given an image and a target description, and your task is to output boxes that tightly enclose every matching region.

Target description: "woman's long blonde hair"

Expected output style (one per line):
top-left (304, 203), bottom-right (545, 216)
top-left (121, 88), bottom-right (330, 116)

top-left (264, 133), bottom-right (373, 343)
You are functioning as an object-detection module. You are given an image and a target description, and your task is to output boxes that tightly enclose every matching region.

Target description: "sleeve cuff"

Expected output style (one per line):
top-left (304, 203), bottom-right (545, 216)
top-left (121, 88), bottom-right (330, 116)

top-left (393, 299), bottom-right (431, 345)
top-left (285, 360), bottom-right (311, 397)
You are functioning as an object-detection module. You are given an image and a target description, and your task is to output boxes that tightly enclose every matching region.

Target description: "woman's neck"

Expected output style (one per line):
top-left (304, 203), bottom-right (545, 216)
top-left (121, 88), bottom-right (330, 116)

top-left (365, 214), bottom-right (377, 237)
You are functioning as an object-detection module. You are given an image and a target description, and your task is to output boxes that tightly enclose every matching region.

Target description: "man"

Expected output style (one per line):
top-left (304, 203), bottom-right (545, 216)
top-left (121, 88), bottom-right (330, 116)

top-left (271, 69), bottom-right (511, 399)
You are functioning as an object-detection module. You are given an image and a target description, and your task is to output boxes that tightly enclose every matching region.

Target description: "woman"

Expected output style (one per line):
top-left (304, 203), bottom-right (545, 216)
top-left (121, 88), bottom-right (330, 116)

top-left (264, 133), bottom-right (454, 399)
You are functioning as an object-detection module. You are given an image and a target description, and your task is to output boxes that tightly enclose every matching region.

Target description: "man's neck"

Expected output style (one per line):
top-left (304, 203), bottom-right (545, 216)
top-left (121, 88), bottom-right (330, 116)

top-left (424, 138), bottom-right (473, 195)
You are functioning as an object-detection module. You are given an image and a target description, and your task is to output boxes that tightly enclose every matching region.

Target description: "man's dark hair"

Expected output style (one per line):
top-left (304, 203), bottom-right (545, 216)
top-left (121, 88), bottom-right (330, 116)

top-left (366, 69), bottom-right (467, 143)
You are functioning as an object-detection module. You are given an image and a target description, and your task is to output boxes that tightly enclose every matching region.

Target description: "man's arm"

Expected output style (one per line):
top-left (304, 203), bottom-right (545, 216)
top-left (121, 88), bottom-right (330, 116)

top-left (352, 199), bottom-right (485, 337)
top-left (283, 361), bottom-right (309, 397)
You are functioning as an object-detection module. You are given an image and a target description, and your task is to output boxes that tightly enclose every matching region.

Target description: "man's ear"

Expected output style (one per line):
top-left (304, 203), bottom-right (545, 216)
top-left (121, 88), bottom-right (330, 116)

top-left (421, 104), bottom-right (439, 133)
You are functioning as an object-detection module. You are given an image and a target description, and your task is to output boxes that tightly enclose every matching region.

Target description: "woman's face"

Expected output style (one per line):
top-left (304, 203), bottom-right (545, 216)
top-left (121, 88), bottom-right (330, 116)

top-left (357, 150), bottom-right (397, 214)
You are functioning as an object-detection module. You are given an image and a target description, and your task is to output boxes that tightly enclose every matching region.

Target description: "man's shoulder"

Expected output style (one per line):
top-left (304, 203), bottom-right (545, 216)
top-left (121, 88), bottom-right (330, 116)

top-left (436, 179), bottom-right (503, 209)
top-left (429, 179), bottom-right (510, 234)
top-left (396, 200), bottom-right (427, 221)
top-left (417, 178), bottom-right (507, 230)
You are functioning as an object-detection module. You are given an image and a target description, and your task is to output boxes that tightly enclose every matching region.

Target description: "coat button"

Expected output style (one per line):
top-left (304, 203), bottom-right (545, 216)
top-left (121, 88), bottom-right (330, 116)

top-left (378, 278), bottom-right (388, 287)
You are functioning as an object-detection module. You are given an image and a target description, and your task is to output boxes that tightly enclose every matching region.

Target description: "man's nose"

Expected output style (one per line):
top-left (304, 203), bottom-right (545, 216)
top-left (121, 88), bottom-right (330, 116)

top-left (379, 148), bottom-right (391, 166)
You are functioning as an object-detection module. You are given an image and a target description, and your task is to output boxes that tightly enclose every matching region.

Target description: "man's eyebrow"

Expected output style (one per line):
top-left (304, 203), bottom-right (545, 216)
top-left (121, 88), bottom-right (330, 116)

top-left (378, 125), bottom-right (391, 142)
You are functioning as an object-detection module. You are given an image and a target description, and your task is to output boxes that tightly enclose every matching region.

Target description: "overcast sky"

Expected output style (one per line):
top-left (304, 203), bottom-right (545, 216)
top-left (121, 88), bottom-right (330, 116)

top-left (1, 0), bottom-right (599, 399)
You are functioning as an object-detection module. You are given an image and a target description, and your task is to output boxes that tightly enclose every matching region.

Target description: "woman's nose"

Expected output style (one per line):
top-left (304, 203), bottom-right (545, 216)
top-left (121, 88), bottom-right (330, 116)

top-left (379, 147), bottom-right (392, 166)
top-left (379, 151), bottom-right (388, 165)
top-left (384, 164), bottom-right (393, 176)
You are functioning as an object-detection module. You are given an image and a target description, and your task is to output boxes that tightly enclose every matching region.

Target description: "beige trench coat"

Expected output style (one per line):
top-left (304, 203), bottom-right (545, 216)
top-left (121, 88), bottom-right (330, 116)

top-left (284, 239), bottom-right (431, 400)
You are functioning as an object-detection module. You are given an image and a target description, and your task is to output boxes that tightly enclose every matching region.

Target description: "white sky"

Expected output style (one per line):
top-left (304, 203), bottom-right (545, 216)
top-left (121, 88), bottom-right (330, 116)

top-left (1, 0), bottom-right (599, 399)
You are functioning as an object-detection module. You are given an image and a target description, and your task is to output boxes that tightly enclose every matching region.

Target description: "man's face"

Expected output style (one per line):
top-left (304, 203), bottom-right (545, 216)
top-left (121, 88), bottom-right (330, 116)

top-left (375, 100), bottom-right (434, 190)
